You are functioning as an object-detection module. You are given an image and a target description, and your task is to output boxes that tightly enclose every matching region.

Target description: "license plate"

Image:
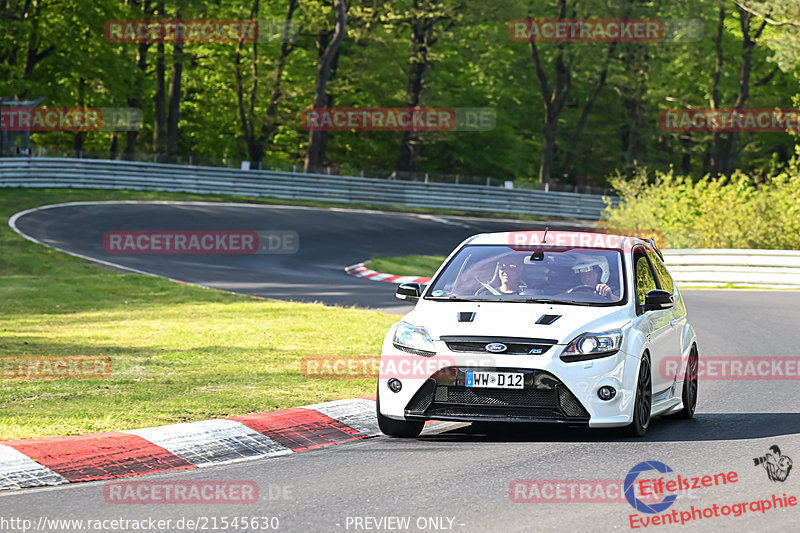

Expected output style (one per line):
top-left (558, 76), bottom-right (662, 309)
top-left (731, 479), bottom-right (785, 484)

top-left (466, 371), bottom-right (524, 389)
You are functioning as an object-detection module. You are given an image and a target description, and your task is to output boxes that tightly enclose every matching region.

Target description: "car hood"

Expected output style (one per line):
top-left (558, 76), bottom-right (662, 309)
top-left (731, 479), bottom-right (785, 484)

top-left (404, 300), bottom-right (633, 345)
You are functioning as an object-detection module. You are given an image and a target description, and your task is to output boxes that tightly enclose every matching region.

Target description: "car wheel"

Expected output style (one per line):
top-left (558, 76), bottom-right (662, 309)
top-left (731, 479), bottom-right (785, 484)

top-left (676, 345), bottom-right (698, 419)
top-left (376, 389), bottom-right (424, 438)
top-left (625, 355), bottom-right (652, 437)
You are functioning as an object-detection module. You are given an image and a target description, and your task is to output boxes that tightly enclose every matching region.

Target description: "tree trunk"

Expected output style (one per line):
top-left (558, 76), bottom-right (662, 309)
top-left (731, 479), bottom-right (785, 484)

top-left (711, 4), bottom-right (767, 178)
top-left (22, 0), bottom-right (54, 82)
top-left (304, 0), bottom-right (347, 173)
top-left (680, 135), bottom-right (692, 175)
top-left (709, 2), bottom-right (725, 176)
top-left (260, 0), bottom-right (298, 148)
top-left (721, 6), bottom-right (767, 177)
top-left (235, 0), bottom-right (261, 163)
top-left (528, 0), bottom-right (571, 185)
top-left (562, 40), bottom-right (618, 182)
top-left (539, 109), bottom-right (559, 185)
top-left (109, 133), bottom-right (118, 159)
top-left (166, 39), bottom-right (184, 161)
top-left (618, 46), bottom-right (648, 178)
top-left (73, 77), bottom-right (86, 157)
top-left (124, 0), bottom-right (150, 160)
top-left (397, 0), bottom-right (436, 173)
top-left (235, 0), bottom-right (298, 165)
top-left (152, 1), bottom-right (166, 157)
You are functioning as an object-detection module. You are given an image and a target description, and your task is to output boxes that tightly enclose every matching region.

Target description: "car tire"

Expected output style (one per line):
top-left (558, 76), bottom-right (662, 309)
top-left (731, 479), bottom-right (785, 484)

top-left (625, 355), bottom-right (652, 437)
top-left (676, 345), bottom-right (698, 419)
top-left (376, 389), bottom-right (424, 438)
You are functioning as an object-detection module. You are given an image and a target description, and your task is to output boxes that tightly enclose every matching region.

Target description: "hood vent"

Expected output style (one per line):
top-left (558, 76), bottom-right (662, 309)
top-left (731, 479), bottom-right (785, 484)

top-left (458, 312), bottom-right (476, 322)
top-left (536, 314), bottom-right (561, 325)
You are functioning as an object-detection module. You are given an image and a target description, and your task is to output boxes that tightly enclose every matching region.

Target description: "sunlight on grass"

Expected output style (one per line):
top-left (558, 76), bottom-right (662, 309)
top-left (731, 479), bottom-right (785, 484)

top-left (365, 255), bottom-right (447, 278)
top-left (0, 188), bottom-right (398, 439)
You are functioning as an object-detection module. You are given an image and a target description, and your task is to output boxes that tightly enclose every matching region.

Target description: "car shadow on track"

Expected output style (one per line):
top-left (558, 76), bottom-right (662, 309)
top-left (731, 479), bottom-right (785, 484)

top-left (415, 413), bottom-right (800, 443)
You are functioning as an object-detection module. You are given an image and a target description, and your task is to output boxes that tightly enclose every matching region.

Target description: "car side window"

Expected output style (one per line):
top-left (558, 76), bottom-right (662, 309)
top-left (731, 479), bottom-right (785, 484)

top-left (648, 251), bottom-right (674, 293)
top-left (635, 254), bottom-right (657, 307)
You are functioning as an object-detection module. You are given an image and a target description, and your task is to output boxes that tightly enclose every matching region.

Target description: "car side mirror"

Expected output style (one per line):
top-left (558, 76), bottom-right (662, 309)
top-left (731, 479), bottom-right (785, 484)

top-left (396, 282), bottom-right (422, 302)
top-left (643, 289), bottom-right (673, 311)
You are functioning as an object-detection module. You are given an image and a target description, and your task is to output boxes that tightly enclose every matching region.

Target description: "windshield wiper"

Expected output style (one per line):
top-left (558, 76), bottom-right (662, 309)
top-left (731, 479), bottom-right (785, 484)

top-left (523, 298), bottom-right (593, 306)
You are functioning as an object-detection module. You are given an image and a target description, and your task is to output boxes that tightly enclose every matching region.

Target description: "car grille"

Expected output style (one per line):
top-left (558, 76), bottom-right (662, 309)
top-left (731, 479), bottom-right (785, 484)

top-left (404, 367), bottom-right (589, 422)
top-left (440, 336), bottom-right (558, 355)
top-left (440, 387), bottom-right (554, 407)
top-left (406, 379), bottom-right (436, 412)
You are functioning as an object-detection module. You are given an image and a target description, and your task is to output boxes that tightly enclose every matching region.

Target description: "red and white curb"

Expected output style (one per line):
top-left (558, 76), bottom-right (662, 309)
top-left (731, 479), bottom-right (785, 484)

top-left (345, 261), bottom-right (431, 285)
top-left (0, 398), bottom-right (379, 491)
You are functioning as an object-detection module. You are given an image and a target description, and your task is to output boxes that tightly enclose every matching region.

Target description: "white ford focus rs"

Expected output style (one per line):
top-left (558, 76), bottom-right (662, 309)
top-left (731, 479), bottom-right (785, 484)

top-left (377, 230), bottom-right (698, 438)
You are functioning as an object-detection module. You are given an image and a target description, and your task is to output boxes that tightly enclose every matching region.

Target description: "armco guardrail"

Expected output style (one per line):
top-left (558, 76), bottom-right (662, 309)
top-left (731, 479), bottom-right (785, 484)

top-left (0, 157), bottom-right (615, 219)
top-left (663, 249), bottom-right (800, 288)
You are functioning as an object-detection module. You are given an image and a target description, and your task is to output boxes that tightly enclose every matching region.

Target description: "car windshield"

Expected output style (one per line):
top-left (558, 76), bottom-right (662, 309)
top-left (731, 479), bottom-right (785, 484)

top-left (426, 245), bottom-right (625, 305)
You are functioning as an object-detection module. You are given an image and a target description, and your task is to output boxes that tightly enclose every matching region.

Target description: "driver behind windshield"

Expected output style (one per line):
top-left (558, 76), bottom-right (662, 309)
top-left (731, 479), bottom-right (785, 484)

top-left (571, 259), bottom-right (618, 300)
top-left (474, 255), bottom-right (526, 296)
top-left (498, 259), bottom-right (522, 293)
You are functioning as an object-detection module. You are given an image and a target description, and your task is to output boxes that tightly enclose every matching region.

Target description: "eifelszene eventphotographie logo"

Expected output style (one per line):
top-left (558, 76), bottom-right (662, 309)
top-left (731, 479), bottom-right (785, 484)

top-left (754, 445), bottom-right (793, 482)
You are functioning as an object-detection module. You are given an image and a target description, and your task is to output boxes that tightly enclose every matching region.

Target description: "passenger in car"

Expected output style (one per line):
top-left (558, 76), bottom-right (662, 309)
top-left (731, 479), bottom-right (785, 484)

top-left (571, 260), bottom-right (618, 300)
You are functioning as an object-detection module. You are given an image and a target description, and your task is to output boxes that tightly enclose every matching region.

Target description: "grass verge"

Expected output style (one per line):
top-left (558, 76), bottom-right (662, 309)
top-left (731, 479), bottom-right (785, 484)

top-left (364, 255), bottom-right (447, 278)
top-left (0, 188), bottom-right (401, 440)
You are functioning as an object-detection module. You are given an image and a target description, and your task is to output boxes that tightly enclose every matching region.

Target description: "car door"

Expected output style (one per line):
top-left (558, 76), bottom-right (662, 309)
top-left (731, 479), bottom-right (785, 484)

top-left (632, 249), bottom-right (673, 396)
top-left (648, 251), bottom-right (686, 383)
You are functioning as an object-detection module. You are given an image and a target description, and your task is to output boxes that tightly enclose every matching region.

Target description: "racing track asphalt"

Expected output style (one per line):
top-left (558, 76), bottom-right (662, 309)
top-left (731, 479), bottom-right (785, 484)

top-left (9, 201), bottom-right (591, 314)
top-left (4, 201), bottom-right (800, 532)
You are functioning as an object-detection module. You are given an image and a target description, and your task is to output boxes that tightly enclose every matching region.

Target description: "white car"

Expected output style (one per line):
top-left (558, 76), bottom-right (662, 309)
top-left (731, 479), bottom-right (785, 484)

top-left (376, 230), bottom-right (698, 438)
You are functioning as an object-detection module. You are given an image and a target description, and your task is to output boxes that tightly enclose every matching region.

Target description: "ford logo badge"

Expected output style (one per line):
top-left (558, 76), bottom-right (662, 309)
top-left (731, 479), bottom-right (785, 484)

top-left (485, 343), bottom-right (507, 353)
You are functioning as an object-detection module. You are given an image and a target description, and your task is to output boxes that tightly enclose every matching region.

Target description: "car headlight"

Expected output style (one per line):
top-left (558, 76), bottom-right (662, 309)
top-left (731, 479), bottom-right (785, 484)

top-left (392, 322), bottom-right (436, 356)
top-left (561, 329), bottom-right (622, 362)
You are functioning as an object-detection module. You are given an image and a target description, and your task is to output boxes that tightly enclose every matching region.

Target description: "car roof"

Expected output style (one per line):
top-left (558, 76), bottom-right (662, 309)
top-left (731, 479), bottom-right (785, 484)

top-left (466, 230), bottom-right (653, 251)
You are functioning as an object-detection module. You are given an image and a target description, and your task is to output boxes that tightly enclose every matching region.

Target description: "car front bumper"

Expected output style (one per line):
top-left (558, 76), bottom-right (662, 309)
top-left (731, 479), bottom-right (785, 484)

top-left (379, 333), bottom-right (642, 428)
